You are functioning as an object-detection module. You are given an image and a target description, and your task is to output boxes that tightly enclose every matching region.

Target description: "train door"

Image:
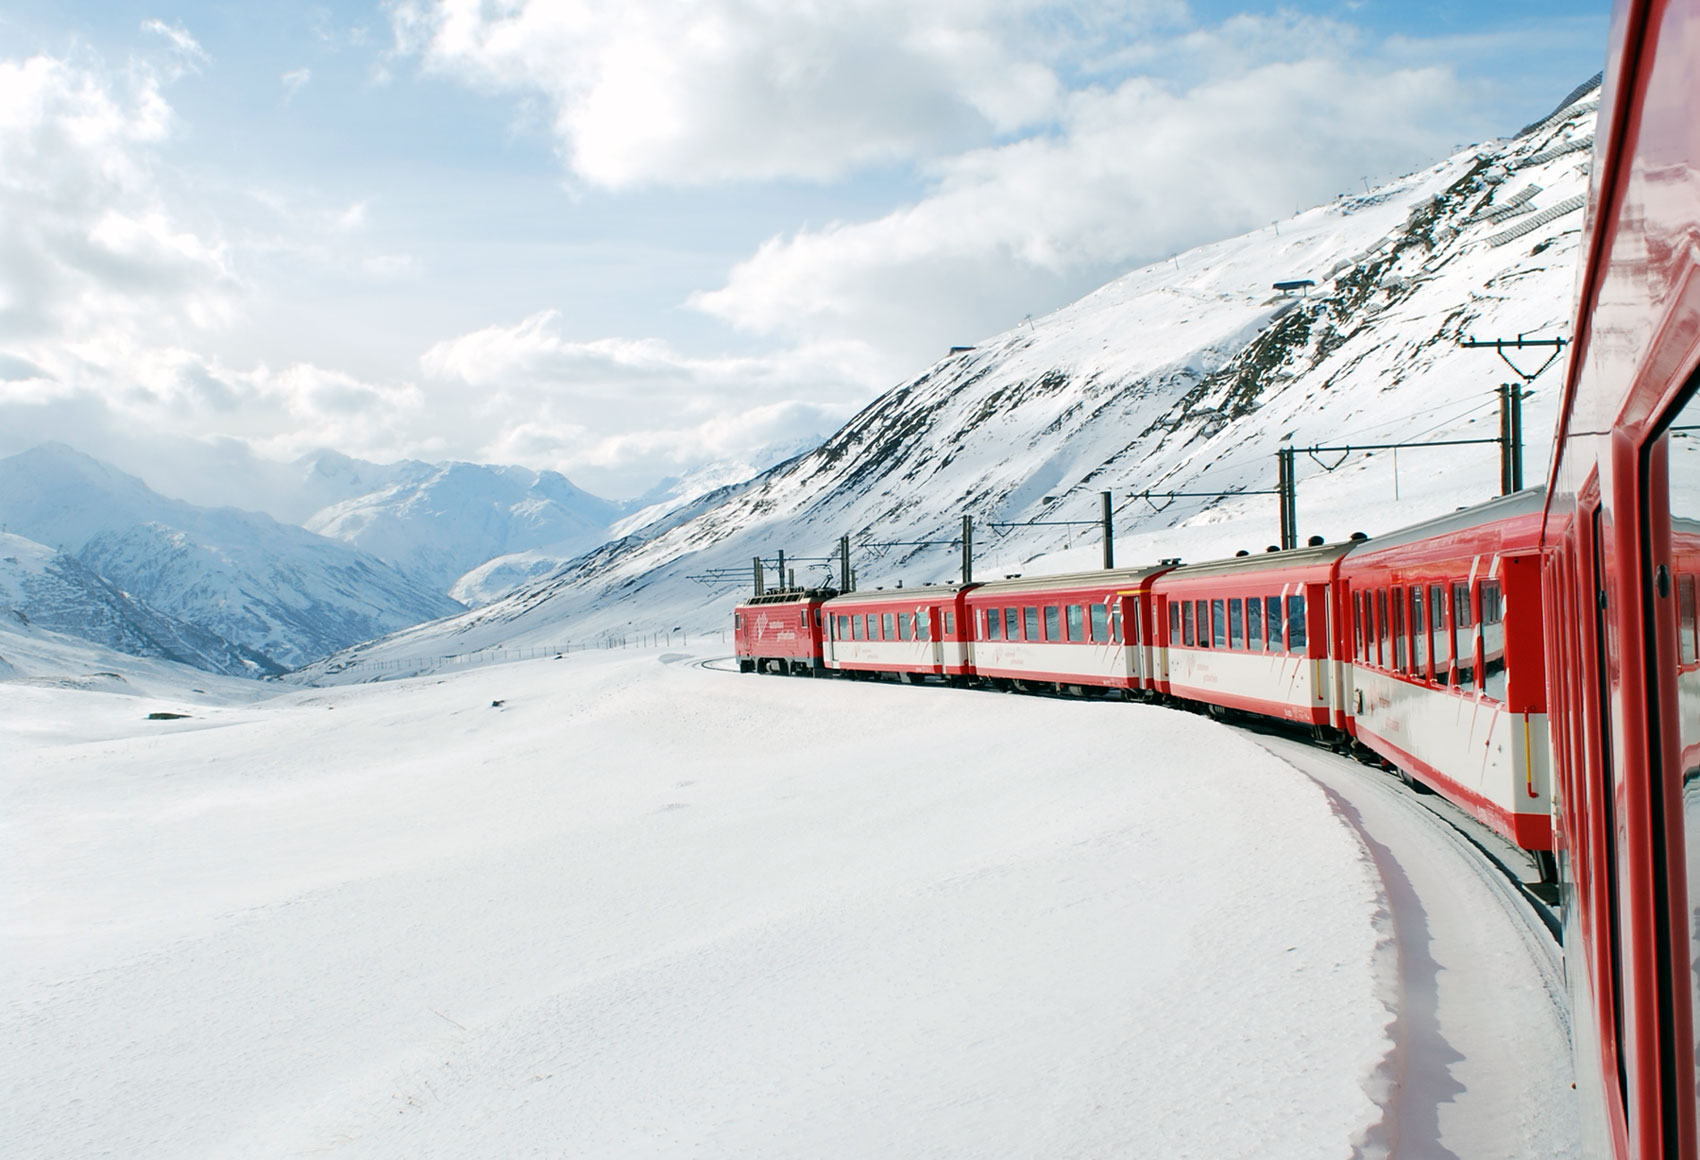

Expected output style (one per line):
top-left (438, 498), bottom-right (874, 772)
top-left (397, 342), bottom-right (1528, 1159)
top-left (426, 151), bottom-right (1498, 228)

top-left (1118, 594), bottom-right (1140, 686)
top-left (929, 605), bottom-right (944, 671)
top-left (1651, 379), bottom-right (1700, 1149)
top-left (1577, 487), bottom-right (1632, 1149)
top-left (1304, 582), bottom-right (1331, 716)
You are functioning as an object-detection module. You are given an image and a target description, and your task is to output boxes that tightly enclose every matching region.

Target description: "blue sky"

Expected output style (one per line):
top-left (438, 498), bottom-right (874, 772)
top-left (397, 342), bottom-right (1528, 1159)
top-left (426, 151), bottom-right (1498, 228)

top-left (0, 1), bottom-right (1610, 501)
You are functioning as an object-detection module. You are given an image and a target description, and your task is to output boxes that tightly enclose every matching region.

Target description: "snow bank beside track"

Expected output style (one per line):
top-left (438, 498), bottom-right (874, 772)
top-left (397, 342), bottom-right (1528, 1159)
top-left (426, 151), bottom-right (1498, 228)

top-left (6, 650), bottom-right (1394, 1158)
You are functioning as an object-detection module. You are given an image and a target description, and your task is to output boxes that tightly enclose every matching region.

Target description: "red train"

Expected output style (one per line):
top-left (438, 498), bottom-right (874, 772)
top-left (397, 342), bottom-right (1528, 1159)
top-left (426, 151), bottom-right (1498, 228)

top-left (736, 3), bottom-right (1697, 1152)
top-left (736, 497), bottom-right (1558, 867)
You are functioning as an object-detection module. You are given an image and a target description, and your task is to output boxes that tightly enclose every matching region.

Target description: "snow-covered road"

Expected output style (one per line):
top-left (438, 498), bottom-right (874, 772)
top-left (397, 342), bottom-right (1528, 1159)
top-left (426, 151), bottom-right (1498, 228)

top-left (3, 650), bottom-right (1576, 1157)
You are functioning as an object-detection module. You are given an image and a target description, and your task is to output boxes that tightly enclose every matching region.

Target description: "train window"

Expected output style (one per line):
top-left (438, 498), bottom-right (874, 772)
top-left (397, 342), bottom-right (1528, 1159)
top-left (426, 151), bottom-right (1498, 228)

top-left (1679, 575), bottom-right (1698, 665)
top-left (836, 615), bottom-right (848, 639)
top-left (1066, 604), bottom-right (1084, 642)
top-left (898, 613), bottom-right (912, 641)
top-left (1652, 381), bottom-right (1700, 1125)
top-left (1089, 603), bottom-right (1108, 643)
top-left (1212, 599), bottom-right (1227, 648)
top-left (1116, 603), bottom-right (1127, 644)
top-left (736, 614), bottom-right (745, 630)
top-left (1375, 589), bottom-right (1388, 668)
top-left (985, 609), bottom-right (1001, 640)
top-left (1182, 601), bottom-right (1196, 646)
top-left (1044, 605), bottom-right (1061, 641)
top-left (1453, 583), bottom-right (1475, 689)
top-left (1266, 596), bottom-right (1284, 651)
top-left (1481, 581), bottom-right (1506, 700)
top-left (1247, 595), bottom-right (1263, 650)
top-left (940, 611), bottom-right (952, 637)
top-left (1431, 584), bottom-right (1450, 682)
top-left (1228, 599), bottom-right (1244, 648)
top-left (1391, 592), bottom-right (1406, 671)
top-left (852, 615), bottom-right (865, 641)
top-left (1351, 593), bottom-right (1363, 660)
top-left (917, 612), bottom-right (931, 642)
top-left (1287, 594), bottom-right (1307, 651)
top-left (1005, 608), bottom-right (1020, 639)
top-left (1411, 586), bottom-right (1426, 675)
top-left (1024, 607), bottom-right (1040, 641)
top-left (882, 612), bottom-right (896, 640)
top-left (1170, 603), bottom-right (1181, 640)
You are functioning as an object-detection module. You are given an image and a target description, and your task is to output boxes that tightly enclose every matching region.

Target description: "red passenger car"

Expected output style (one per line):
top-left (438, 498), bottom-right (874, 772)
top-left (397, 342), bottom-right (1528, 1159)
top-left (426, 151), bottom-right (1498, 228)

top-left (961, 567), bottom-right (1173, 693)
top-left (1340, 490), bottom-right (1554, 851)
top-left (1150, 543), bottom-right (1352, 730)
top-left (1541, 2), bottom-right (1700, 1153)
top-left (822, 585), bottom-right (972, 680)
top-left (733, 589), bottom-right (832, 675)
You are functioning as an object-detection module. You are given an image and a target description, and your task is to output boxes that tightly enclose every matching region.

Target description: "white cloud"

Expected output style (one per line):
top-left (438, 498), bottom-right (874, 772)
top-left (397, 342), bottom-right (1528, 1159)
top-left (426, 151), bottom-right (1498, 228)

top-left (140, 19), bottom-right (210, 72)
top-left (0, 54), bottom-right (234, 348)
top-left (281, 67), bottom-right (313, 104)
top-left (389, 0), bottom-right (1066, 188)
top-left (418, 310), bottom-right (871, 489)
top-left (693, 24), bottom-right (1471, 365)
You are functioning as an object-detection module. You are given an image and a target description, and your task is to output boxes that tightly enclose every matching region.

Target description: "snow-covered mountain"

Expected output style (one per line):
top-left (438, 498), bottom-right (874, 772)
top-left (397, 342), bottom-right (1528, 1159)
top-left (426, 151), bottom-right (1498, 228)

top-left (304, 461), bottom-right (622, 598)
top-left (298, 79), bottom-right (1601, 682)
top-left (0, 532), bottom-right (283, 678)
top-left (446, 441), bottom-right (823, 607)
top-left (0, 445), bottom-right (463, 669)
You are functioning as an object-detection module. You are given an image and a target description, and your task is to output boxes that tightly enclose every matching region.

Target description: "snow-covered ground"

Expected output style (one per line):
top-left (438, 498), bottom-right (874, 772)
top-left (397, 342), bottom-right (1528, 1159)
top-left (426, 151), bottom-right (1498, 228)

top-left (3, 649), bottom-right (1575, 1157)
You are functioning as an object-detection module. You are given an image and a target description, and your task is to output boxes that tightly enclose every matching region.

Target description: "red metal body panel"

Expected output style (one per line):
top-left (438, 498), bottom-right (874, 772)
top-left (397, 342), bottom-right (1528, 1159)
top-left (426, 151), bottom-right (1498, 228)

top-left (1543, 3), bottom-right (1700, 1154)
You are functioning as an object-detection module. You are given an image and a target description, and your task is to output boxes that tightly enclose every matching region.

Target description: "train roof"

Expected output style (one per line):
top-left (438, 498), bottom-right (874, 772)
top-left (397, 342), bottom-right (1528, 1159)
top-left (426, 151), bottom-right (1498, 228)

top-left (1339, 487), bottom-right (1546, 558)
top-left (1160, 539), bottom-right (1354, 581)
top-left (964, 563), bottom-right (1173, 597)
top-left (826, 583), bottom-right (968, 605)
top-left (738, 587), bottom-right (838, 606)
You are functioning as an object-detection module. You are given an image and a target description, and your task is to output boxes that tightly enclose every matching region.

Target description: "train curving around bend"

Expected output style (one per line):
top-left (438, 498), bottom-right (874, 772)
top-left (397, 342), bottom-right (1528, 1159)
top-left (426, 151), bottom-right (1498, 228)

top-left (735, 3), bottom-right (1700, 1154)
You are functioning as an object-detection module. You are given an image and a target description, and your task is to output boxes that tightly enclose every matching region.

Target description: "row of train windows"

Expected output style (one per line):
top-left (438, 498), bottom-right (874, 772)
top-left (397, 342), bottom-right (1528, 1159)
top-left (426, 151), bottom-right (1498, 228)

top-left (979, 601), bottom-right (1125, 644)
top-left (1351, 580), bottom-right (1507, 699)
top-left (1170, 594), bottom-right (1308, 653)
top-left (831, 610), bottom-right (956, 642)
